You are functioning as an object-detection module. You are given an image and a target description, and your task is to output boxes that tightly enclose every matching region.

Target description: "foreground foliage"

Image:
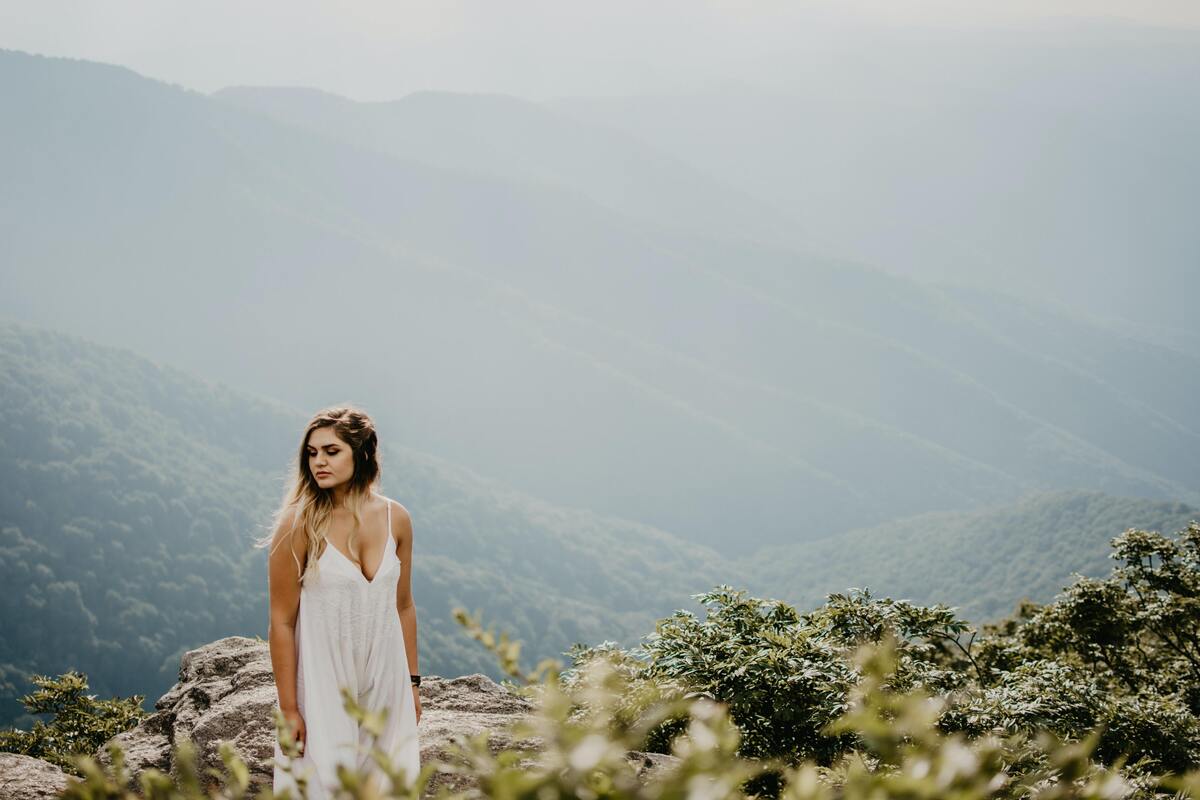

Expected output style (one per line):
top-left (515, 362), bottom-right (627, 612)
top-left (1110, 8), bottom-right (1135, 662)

top-left (54, 623), bottom-right (1200, 800)
top-left (12, 522), bottom-right (1200, 798)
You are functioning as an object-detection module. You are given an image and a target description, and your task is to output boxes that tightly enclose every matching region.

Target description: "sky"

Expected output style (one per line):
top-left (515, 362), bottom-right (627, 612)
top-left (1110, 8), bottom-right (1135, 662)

top-left (1, 0), bottom-right (1198, 102)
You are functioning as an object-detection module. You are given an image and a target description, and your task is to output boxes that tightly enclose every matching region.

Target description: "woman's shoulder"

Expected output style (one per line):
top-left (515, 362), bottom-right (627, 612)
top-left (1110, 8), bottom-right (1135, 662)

top-left (375, 491), bottom-right (409, 513)
top-left (273, 503), bottom-right (301, 535)
top-left (269, 503), bottom-right (307, 558)
top-left (375, 493), bottom-right (412, 530)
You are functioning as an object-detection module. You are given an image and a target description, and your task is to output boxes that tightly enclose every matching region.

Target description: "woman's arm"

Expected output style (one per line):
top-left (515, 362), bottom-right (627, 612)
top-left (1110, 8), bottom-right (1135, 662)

top-left (392, 502), bottom-right (419, 678)
top-left (267, 507), bottom-right (305, 712)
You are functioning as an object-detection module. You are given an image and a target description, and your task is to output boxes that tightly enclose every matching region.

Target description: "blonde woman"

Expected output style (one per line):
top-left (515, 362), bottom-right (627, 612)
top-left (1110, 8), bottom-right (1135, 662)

top-left (259, 406), bottom-right (421, 797)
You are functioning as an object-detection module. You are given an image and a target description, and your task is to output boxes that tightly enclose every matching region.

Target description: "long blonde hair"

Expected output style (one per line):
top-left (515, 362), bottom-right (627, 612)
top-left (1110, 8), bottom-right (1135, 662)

top-left (254, 404), bottom-right (383, 583)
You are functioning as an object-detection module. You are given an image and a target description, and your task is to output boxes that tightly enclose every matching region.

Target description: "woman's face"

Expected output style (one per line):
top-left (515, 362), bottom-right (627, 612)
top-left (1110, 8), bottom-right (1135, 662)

top-left (306, 428), bottom-right (354, 489)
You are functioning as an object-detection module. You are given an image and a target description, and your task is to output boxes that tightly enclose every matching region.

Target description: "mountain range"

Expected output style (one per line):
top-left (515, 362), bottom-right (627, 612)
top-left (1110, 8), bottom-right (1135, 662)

top-left (2, 48), bottom-right (1197, 557)
top-left (1, 318), bottom-right (1194, 729)
top-left (549, 22), bottom-right (1200, 352)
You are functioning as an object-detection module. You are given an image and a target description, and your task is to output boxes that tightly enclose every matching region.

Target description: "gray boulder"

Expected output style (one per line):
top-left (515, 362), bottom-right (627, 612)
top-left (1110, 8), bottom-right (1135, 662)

top-left (0, 754), bottom-right (70, 800)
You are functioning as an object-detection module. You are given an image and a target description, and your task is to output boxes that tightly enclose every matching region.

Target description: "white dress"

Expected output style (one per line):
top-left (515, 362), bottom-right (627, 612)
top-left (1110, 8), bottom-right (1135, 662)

top-left (273, 495), bottom-right (421, 797)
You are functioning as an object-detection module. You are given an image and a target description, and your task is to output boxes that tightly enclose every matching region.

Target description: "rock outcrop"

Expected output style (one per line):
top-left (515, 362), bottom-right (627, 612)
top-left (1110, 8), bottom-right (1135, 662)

top-left (0, 636), bottom-right (677, 798)
top-left (0, 754), bottom-right (70, 800)
top-left (96, 636), bottom-right (545, 795)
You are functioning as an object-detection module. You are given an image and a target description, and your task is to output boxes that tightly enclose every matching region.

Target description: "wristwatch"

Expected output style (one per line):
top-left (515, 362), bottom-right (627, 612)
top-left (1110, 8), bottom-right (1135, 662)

top-left (410, 674), bottom-right (422, 687)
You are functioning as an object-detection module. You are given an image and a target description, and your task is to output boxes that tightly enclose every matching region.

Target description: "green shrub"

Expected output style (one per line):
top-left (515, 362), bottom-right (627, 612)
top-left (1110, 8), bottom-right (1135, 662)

top-left (0, 670), bottom-right (146, 774)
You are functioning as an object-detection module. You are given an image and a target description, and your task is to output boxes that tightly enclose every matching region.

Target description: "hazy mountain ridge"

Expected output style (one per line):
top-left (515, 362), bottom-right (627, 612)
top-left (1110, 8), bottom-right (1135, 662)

top-left (1, 48), bottom-right (1197, 554)
top-left (210, 84), bottom-right (796, 251)
top-left (546, 25), bottom-right (1200, 350)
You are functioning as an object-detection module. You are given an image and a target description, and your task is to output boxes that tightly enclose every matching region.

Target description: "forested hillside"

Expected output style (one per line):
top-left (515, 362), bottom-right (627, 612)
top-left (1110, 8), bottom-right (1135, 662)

top-left (742, 490), bottom-right (1198, 623)
top-left (0, 320), bottom-right (730, 729)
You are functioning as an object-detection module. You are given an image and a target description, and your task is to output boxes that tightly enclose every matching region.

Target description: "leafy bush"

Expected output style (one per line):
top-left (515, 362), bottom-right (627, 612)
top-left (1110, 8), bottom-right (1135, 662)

top-left (560, 524), bottom-right (1200, 794)
top-left (0, 670), bottom-right (147, 774)
top-left (971, 523), bottom-right (1200, 773)
top-left (560, 586), bottom-right (988, 771)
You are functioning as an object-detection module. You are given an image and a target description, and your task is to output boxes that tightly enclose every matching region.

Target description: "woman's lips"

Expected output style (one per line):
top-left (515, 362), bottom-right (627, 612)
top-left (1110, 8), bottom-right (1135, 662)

top-left (316, 472), bottom-right (331, 477)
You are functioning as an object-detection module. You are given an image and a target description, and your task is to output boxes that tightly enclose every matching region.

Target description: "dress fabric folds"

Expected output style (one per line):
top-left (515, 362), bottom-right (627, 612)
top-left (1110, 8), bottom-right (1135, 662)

top-left (273, 496), bottom-right (420, 797)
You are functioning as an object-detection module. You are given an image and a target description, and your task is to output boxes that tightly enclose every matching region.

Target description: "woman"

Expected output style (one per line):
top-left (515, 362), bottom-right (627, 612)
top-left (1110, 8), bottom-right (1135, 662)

top-left (258, 405), bottom-right (421, 797)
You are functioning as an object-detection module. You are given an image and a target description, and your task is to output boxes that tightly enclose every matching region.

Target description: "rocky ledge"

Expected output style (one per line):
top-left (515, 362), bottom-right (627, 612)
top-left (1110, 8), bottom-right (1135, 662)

top-left (0, 636), bottom-right (676, 799)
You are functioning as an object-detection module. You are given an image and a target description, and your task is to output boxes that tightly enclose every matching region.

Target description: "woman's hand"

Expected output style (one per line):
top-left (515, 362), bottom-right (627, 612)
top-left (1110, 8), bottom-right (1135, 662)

top-left (413, 685), bottom-right (422, 723)
top-left (282, 708), bottom-right (307, 756)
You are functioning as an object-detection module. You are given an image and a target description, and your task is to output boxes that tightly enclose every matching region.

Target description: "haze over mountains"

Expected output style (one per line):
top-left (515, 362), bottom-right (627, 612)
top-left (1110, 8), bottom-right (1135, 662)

top-left (213, 22), bottom-right (1200, 353)
top-left (2, 45), bottom-right (1198, 556)
top-left (550, 22), bottom-right (1200, 352)
top-left (209, 84), bottom-right (798, 253)
top-left (2, 318), bottom-right (1193, 729)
